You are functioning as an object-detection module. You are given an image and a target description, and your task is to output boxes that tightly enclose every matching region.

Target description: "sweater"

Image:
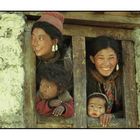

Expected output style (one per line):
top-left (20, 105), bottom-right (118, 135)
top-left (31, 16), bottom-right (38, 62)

top-left (36, 90), bottom-right (74, 118)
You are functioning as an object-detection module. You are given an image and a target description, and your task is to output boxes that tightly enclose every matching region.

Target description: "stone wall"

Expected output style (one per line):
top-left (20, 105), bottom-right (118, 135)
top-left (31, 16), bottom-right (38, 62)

top-left (0, 12), bottom-right (25, 128)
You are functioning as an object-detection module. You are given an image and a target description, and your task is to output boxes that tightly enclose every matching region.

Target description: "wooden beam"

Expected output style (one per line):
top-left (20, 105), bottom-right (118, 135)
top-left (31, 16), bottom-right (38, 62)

top-left (62, 12), bottom-right (140, 29)
top-left (23, 26), bottom-right (37, 128)
top-left (63, 24), bottom-right (133, 41)
top-left (88, 117), bottom-right (126, 128)
top-left (37, 116), bottom-right (73, 128)
top-left (37, 123), bottom-right (72, 128)
top-left (25, 12), bottom-right (140, 29)
top-left (122, 41), bottom-right (138, 128)
top-left (72, 36), bottom-right (87, 128)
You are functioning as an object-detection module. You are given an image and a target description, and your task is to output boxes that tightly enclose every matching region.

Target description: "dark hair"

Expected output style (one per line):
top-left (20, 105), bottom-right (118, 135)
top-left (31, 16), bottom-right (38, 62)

top-left (32, 21), bottom-right (62, 43)
top-left (37, 63), bottom-right (69, 92)
top-left (87, 93), bottom-right (108, 111)
top-left (86, 36), bottom-right (123, 69)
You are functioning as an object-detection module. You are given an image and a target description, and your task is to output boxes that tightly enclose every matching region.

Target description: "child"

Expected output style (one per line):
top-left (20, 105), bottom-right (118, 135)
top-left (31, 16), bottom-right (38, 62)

top-left (36, 63), bottom-right (74, 118)
top-left (87, 92), bottom-right (108, 118)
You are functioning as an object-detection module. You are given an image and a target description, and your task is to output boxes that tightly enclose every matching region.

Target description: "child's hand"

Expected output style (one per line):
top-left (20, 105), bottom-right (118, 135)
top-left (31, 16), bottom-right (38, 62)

top-left (52, 105), bottom-right (65, 116)
top-left (99, 113), bottom-right (113, 127)
top-left (49, 99), bottom-right (62, 107)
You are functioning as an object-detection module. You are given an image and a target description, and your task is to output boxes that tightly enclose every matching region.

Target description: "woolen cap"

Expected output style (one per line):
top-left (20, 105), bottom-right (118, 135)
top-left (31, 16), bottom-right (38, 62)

top-left (38, 12), bottom-right (64, 33)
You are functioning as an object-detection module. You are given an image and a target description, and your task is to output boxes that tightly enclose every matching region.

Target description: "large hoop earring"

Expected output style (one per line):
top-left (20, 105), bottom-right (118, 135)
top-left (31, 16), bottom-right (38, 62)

top-left (116, 64), bottom-right (119, 71)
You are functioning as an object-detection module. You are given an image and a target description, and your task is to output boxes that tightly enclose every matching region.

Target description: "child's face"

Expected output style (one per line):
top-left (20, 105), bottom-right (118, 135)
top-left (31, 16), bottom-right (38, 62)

top-left (88, 97), bottom-right (106, 118)
top-left (39, 79), bottom-right (58, 100)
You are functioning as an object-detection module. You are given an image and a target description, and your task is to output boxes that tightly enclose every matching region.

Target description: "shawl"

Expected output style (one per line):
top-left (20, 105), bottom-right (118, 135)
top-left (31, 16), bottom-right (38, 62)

top-left (91, 69), bottom-right (121, 113)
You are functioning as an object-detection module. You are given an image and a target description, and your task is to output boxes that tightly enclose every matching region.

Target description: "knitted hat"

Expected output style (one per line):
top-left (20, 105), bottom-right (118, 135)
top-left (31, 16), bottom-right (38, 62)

top-left (88, 92), bottom-right (109, 103)
top-left (37, 12), bottom-right (64, 33)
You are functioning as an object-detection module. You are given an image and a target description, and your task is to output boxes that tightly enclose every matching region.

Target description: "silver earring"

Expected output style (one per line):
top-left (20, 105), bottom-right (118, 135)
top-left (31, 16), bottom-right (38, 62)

top-left (116, 64), bottom-right (119, 71)
top-left (55, 44), bottom-right (58, 51)
top-left (52, 45), bottom-right (55, 52)
top-left (52, 44), bottom-right (58, 52)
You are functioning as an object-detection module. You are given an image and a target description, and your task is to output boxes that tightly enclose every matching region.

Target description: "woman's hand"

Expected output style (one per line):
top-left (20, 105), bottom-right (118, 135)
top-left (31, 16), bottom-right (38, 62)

top-left (49, 99), bottom-right (62, 107)
top-left (99, 113), bottom-right (113, 127)
top-left (52, 105), bottom-right (65, 116)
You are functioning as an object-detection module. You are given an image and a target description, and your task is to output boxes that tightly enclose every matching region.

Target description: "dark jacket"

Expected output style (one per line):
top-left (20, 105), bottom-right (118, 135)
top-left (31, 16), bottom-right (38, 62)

top-left (87, 69), bottom-right (123, 118)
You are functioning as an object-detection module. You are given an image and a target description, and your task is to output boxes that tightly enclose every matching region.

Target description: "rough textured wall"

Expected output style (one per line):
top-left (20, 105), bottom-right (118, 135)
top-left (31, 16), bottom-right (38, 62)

top-left (133, 29), bottom-right (140, 125)
top-left (0, 13), bottom-right (25, 128)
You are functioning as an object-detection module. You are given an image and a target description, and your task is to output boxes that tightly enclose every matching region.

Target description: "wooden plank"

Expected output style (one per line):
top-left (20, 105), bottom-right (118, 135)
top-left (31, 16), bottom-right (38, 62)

top-left (23, 26), bottom-right (37, 128)
top-left (62, 12), bottom-right (140, 29)
top-left (37, 116), bottom-right (73, 128)
top-left (64, 24), bottom-right (133, 41)
top-left (25, 12), bottom-right (140, 29)
top-left (88, 117), bottom-right (126, 128)
top-left (37, 116), bottom-right (73, 124)
top-left (37, 123), bottom-right (72, 128)
top-left (122, 41), bottom-right (138, 128)
top-left (27, 20), bottom-right (133, 41)
top-left (72, 36), bottom-right (87, 128)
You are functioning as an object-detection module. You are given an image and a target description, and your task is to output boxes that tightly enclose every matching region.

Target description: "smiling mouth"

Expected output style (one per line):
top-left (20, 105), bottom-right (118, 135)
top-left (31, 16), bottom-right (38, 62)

top-left (102, 68), bottom-right (111, 71)
top-left (34, 48), bottom-right (41, 52)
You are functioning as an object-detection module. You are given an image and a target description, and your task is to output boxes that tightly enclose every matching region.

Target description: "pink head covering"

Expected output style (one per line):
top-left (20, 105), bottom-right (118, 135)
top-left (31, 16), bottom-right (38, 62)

top-left (38, 12), bottom-right (64, 33)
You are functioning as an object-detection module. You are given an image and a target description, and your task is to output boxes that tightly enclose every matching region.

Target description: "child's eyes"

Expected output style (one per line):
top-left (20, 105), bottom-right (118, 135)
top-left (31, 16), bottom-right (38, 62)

top-left (47, 85), bottom-right (51, 88)
top-left (98, 106), bottom-right (102, 109)
top-left (89, 105), bottom-right (95, 108)
top-left (40, 83), bottom-right (51, 88)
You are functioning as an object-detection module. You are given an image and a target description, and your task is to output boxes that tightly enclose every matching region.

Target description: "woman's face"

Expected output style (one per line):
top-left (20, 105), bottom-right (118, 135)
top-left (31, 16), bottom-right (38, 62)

top-left (39, 79), bottom-right (58, 100)
top-left (31, 28), bottom-right (55, 59)
top-left (90, 47), bottom-right (118, 77)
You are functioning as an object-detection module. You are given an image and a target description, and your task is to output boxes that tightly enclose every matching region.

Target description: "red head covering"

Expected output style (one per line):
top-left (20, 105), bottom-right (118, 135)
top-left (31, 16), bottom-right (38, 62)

top-left (38, 12), bottom-right (64, 33)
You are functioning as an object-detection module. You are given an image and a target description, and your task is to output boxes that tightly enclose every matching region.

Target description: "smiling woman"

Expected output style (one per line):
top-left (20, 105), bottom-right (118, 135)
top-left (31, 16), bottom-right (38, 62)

top-left (86, 36), bottom-right (123, 127)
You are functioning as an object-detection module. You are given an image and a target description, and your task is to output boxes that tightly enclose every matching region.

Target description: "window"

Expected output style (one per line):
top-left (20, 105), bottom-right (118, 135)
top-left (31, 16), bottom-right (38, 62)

top-left (24, 12), bottom-right (138, 128)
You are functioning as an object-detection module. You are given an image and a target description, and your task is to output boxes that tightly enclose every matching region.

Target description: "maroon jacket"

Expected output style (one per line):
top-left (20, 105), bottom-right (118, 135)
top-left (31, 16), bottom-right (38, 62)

top-left (36, 93), bottom-right (74, 118)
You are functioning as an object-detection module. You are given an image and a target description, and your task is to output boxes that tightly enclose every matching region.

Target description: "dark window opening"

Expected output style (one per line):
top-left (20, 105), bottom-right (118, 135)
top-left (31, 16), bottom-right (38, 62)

top-left (85, 37), bottom-right (125, 120)
top-left (35, 35), bottom-right (74, 124)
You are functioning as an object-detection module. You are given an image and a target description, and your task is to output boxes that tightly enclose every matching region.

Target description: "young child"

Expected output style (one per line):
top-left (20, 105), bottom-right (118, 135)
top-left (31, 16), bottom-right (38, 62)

top-left (36, 63), bottom-right (74, 118)
top-left (87, 92), bottom-right (108, 118)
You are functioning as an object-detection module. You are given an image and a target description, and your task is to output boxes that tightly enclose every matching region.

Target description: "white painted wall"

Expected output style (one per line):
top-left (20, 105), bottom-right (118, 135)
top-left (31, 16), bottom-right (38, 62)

top-left (0, 13), bottom-right (25, 128)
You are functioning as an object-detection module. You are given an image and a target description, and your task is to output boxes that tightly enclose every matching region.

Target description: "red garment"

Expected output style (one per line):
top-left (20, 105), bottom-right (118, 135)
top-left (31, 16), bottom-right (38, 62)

top-left (36, 95), bottom-right (74, 118)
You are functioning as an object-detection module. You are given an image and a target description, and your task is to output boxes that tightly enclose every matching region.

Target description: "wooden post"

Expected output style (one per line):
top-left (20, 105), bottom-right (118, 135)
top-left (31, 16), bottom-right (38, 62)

top-left (72, 36), bottom-right (87, 128)
top-left (122, 41), bottom-right (138, 128)
top-left (23, 26), bottom-right (36, 128)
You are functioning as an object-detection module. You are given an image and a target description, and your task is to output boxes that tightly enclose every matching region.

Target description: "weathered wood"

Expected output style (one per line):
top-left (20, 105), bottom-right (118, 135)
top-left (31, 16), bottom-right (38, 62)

top-left (88, 117), bottom-right (126, 128)
top-left (37, 115), bottom-right (73, 128)
top-left (24, 16), bottom-right (139, 128)
top-left (62, 12), bottom-right (140, 29)
top-left (37, 123), bottom-right (72, 128)
top-left (122, 41), bottom-right (138, 128)
top-left (27, 19), bottom-right (133, 41)
top-left (64, 24), bottom-right (133, 41)
top-left (72, 36), bottom-right (87, 128)
top-left (25, 12), bottom-right (140, 29)
top-left (23, 26), bottom-right (36, 128)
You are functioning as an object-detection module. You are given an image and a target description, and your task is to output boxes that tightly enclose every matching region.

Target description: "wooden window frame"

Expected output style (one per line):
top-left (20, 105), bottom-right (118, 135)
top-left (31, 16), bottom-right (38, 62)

top-left (24, 21), bottom-right (138, 128)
